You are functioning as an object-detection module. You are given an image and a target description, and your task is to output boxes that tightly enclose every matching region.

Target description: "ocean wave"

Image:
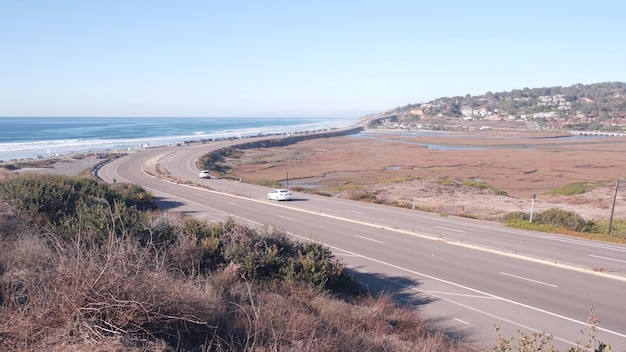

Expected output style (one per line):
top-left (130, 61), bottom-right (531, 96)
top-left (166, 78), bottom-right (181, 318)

top-left (0, 117), bottom-right (357, 161)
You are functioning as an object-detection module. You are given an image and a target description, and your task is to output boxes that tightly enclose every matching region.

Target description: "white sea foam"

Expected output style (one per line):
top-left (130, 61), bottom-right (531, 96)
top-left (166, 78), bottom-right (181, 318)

top-left (0, 117), bottom-right (357, 161)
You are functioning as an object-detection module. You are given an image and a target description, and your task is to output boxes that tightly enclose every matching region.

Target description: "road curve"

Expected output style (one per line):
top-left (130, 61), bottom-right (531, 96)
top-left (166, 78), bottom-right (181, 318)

top-left (98, 141), bottom-right (626, 350)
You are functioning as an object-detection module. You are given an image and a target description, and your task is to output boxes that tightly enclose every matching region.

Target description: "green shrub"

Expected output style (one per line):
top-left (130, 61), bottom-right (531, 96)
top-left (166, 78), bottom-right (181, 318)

top-left (503, 218), bottom-right (561, 233)
top-left (503, 209), bottom-right (603, 235)
top-left (0, 174), bottom-right (156, 243)
top-left (534, 208), bottom-right (589, 232)
top-left (461, 179), bottom-right (491, 190)
top-left (348, 191), bottom-right (381, 203)
top-left (460, 179), bottom-right (509, 196)
top-left (221, 222), bottom-right (290, 281)
top-left (110, 183), bottom-right (158, 211)
top-left (181, 217), bottom-right (225, 271)
top-left (0, 174), bottom-right (357, 292)
top-left (281, 242), bottom-right (340, 288)
top-left (494, 189), bottom-right (509, 196)
top-left (592, 219), bottom-right (626, 237)
top-left (502, 211), bottom-right (529, 222)
top-left (216, 220), bottom-right (354, 290)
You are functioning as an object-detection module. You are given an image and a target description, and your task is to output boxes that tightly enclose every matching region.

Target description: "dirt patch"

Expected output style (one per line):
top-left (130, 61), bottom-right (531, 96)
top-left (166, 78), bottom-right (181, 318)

top-left (226, 129), bottom-right (626, 221)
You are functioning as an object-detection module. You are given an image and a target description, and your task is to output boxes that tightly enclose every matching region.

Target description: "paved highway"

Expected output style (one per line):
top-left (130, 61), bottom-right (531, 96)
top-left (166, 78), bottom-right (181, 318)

top-left (98, 141), bottom-right (626, 350)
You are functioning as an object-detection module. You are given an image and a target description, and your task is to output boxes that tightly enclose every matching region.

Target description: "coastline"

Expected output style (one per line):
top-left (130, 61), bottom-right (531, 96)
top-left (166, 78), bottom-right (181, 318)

top-left (0, 116), bottom-right (358, 162)
top-left (6, 124), bottom-right (625, 224)
top-left (4, 125), bottom-right (364, 177)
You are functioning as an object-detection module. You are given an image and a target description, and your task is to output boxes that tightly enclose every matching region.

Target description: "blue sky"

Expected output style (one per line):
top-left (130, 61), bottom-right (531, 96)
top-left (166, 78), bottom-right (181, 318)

top-left (1, 1), bottom-right (624, 118)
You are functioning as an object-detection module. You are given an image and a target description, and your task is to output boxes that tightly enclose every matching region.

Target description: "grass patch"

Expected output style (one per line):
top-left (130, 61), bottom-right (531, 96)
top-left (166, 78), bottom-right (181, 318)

top-left (389, 175), bottom-right (421, 183)
top-left (436, 177), bottom-right (455, 186)
top-left (504, 219), bottom-right (562, 233)
top-left (548, 224), bottom-right (625, 244)
top-left (332, 184), bottom-right (364, 192)
top-left (593, 218), bottom-right (626, 238)
top-left (241, 150), bottom-right (301, 165)
top-left (461, 179), bottom-right (491, 190)
top-left (503, 213), bottom-right (626, 244)
top-left (462, 179), bottom-right (508, 196)
top-left (546, 180), bottom-right (610, 196)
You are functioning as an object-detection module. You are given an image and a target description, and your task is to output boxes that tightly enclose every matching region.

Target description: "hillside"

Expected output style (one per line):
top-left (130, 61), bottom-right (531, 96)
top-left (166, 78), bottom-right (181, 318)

top-left (367, 82), bottom-right (626, 132)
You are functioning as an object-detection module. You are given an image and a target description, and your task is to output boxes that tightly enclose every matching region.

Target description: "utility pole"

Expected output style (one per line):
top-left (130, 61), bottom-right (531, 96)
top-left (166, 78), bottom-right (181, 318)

top-left (285, 168), bottom-right (289, 188)
top-left (530, 193), bottom-right (536, 222)
top-left (608, 178), bottom-right (620, 237)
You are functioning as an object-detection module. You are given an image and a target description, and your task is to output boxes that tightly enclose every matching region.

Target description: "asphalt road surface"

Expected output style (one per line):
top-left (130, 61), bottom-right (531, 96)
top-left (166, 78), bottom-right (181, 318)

top-left (97, 140), bottom-right (626, 350)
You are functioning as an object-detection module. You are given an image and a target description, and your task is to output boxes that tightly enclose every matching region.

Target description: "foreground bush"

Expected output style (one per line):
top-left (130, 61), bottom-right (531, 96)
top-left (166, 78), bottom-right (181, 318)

top-left (0, 206), bottom-right (469, 351)
top-left (0, 174), bottom-right (157, 244)
top-left (1, 174), bottom-right (611, 350)
top-left (0, 226), bottom-right (470, 350)
top-left (0, 174), bottom-right (356, 292)
top-left (1, 174), bottom-right (474, 350)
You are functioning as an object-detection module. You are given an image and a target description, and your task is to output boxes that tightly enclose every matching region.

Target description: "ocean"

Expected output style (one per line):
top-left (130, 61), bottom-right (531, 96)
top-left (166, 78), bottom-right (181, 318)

top-left (0, 116), bottom-right (358, 161)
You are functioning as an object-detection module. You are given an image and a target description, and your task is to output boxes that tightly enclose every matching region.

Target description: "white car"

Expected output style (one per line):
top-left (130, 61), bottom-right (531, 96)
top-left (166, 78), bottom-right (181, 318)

top-left (198, 170), bottom-right (211, 179)
top-left (267, 188), bottom-right (292, 201)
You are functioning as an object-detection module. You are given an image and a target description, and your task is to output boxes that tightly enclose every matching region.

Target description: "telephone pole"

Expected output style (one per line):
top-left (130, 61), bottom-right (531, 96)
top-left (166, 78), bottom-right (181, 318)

top-left (608, 178), bottom-right (620, 237)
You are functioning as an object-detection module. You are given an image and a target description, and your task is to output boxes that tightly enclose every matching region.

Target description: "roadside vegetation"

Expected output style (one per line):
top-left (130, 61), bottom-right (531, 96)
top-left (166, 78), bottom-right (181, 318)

top-left (546, 180), bottom-right (613, 196)
top-left (0, 173), bottom-right (614, 351)
top-left (204, 142), bottom-right (625, 241)
top-left (437, 177), bottom-right (509, 197)
top-left (0, 173), bottom-right (474, 351)
top-left (503, 208), bottom-right (626, 243)
top-left (196, 127), bottom-right (363, 180)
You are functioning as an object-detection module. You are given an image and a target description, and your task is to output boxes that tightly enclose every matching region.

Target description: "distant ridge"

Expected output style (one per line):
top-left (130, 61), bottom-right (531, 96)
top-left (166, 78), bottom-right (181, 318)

top-left (371, 82), bottom-right (626, 132)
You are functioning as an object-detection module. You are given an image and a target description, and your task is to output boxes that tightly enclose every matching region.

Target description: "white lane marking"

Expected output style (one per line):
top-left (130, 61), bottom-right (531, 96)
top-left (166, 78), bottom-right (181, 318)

top-left (426, 291), bottom-right (496, 299)
top-left (437, 217), bottom-right (626, 253)
top-left (480, 224), bottom-right (626, 252)
top-left (347, 209), bottom-right (365, 214)
top-left (355, 235), bottom-right (383, 243)
top-left (500, 272), bottom-right (558, 288)
top-left (227, 202), bottom-right (238, 206)
top-left (436, 226), bottom-right (467, 233)
top-left (454, 318), bottom-right (469, 325)
top-left (141, 174), bottom-right (626, 283)
top-left (121, 169), bottom-right (626, 343)
top-left (280, 215), bottom-right (295, 221)
top-left (589, 254), bottom-right (626, 264)
top-left (291, 236), bottom-right (626, 341)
